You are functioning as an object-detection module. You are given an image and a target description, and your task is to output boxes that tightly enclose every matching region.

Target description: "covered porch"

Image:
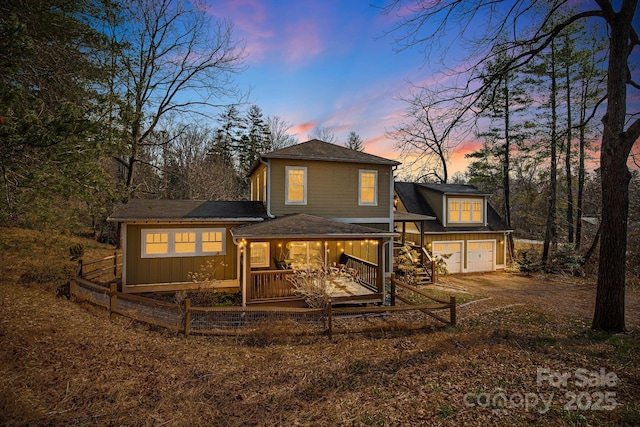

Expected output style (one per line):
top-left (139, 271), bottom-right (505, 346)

top-left (231, 214), bottom-right (397, 307)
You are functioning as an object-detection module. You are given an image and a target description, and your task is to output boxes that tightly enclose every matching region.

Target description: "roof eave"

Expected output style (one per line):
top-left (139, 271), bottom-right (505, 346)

top-left (107, 217), bottom-right (266, 223)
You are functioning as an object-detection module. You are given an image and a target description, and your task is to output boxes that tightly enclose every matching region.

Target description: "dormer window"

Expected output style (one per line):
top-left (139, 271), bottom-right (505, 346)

top-left (448, 198), bottom-right (483, 224)
top-left (286, 166), bottom-right (307, 205)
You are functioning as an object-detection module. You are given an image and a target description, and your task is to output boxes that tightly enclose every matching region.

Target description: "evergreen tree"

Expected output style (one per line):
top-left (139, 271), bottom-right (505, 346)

top-left (346, 131), bottom-right (364, 151)
top-left (239, 105), bottom-right (270, 175)
top-left (0, 0), bottom-right (113, 229)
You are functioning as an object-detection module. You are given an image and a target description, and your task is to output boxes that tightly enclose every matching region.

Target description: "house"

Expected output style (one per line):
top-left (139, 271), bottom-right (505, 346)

top-left (394, 182), bottom-right (512, 273)
top-left (108, 139), bottom-right (400, 306)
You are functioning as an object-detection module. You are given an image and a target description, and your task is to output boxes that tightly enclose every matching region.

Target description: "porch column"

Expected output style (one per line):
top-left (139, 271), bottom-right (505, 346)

top-left (377, 239), bottom-right (384, 293)
top-left (242, 243), bottom-right (249, 306)
top-left (420, 220), bottom-right (425, 264)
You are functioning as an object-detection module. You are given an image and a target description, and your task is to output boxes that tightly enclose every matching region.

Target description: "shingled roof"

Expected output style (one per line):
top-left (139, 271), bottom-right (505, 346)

top-left (107, 199), bottom-right (268, 223)
top-left (394, 182), bottom-right (510, 233)
top-left (260, 139), bottom-right (401, 166)
top-left (231, 213), bottom-right (397, 239)
top-left (412, 182), bottom-right (492, 196)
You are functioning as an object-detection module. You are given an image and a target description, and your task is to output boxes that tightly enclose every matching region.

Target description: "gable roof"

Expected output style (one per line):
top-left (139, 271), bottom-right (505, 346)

top-left (412, 182), bottom-right (492, 196)
top-left (107, 199), bottom-right (268, 223)
top-left (231, 213), bottom-right (397, 240)
top-left (394, 182), bottom-right (511, 233)
top-left (260, 139), bottom-right (401, 166)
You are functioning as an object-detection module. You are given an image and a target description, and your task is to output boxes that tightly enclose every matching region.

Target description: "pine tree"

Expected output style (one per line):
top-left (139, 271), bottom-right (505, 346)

top-left (346, 131), bottom-right (364, 151)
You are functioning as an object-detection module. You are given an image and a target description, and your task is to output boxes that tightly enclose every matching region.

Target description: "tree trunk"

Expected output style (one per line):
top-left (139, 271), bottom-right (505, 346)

top-left (575, 82), bottom-right (587, 251)
top-left (542, 40), bottom-right (558, 269)
top-left (503, 79), bottom-right (515, 261)
top-left (565, 59), bottom-right (574, 244)
top-left (592, 1), bottom-right (638, 332)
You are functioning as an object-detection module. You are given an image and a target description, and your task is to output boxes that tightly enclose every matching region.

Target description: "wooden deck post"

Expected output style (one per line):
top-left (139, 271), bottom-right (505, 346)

top-left (110, 282), bottom-right (117, 320)
top-left (390, 273), bottom-right (396, 306)
top-left (450, 296), bottom-right (456, 326)
top-left (184, 298), bottom-right (192, 337)
top-left (113, 251), bottom-right (118, 277)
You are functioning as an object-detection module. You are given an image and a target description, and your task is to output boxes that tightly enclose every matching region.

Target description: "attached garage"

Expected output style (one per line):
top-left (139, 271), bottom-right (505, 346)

top-left (467, 240), bottom-right (495, 272)
top-left (433, 241), bottom-right (463, 273)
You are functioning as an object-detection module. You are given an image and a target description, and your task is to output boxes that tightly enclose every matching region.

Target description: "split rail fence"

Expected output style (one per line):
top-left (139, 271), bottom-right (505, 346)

top-left (71, 256), bottom-right (456, 338)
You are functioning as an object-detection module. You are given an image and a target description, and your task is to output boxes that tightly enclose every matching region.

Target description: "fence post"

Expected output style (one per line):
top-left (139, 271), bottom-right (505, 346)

top-left (184, 298), bottom-right (191, 337)
top-left (113, 251), bottom-right (118, 277)
top-left (77, 259), bottom-right (83, 278)
top-left (390, 273), bottom-right (396, 306)
top-left (326, 298), bottom-right (333, 340)
top-left (450, 296), bottom-right (456, 326)
top-left (110, 282), bottom-right (117, 321)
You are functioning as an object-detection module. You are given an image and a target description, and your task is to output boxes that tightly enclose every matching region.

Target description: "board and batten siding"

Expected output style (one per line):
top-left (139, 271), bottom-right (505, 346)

top-left (404, 231), bottom-right (507, 268)
top-left (267, 159), bottom-right (392, 219)
top-left (124, 223), bottom-right (238, 287)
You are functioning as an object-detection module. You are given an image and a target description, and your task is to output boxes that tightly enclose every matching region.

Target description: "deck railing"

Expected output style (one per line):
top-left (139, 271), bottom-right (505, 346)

top-left (343, 254), bottom-right (378, 291)
top-left (249, 269), bottom-right (295, 300)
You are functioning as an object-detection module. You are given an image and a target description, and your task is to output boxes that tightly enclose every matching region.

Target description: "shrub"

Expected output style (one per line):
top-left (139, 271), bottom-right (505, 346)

top-left (288, 263), bottom-right (336, 308)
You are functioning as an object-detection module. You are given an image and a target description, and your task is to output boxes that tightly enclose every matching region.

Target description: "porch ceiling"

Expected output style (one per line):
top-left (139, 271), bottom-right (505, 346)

top-left (231, 213), bottom-right (397, 240)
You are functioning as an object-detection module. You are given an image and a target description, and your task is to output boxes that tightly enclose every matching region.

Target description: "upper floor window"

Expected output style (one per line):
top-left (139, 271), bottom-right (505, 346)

top-left (286, 166), bottom-right (307, 205)
top-left (448, 198), bottom-right (483, 224)
top-left (141, 228), bottom-right (226, 258)
top-left (359, 170), bottom-right (378, 206)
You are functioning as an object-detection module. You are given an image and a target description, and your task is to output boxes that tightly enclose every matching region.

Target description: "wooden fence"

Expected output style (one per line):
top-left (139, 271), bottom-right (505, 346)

top-left (77, 252), bottom-right (122, 285)
top-left (71, 257), bottom-right (455, 338)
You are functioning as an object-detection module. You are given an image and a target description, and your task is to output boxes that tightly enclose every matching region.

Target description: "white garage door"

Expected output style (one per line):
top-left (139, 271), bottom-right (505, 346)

top-left (433, 242), bottom-right (462, 273)
top-left (467, 241), bottom-right (495, 272)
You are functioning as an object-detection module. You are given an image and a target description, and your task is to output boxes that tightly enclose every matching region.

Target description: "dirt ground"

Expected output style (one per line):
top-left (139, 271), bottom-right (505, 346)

top-left (1, 270), bottom-right (639, 426)
top-left (437, 272), bottom-right (640, 331)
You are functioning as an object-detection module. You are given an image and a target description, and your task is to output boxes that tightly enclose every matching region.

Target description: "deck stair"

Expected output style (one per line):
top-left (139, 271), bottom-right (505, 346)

top-left (394, 243), bottom-right (435, 285)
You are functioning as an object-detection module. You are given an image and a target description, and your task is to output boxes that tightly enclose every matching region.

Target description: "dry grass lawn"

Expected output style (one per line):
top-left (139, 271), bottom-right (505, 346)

top-left (1, 228), bottom-right (639, 426)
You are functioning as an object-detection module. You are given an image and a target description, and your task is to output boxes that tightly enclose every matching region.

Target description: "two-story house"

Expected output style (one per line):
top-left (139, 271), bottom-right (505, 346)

top-left (394, 182), bottom-right (512, 273)
top-left (108, 139), bottom-right (399, 306)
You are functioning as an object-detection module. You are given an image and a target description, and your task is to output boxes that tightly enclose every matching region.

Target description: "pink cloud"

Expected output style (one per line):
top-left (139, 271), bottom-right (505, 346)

top-left (202, 0), bottom-right (326, 65)
top-left (291, 121), bottom-right (315, 136)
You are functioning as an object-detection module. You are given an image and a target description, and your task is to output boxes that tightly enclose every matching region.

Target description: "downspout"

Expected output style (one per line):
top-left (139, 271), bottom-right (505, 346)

top-left (260, 158), bottom-right (275, 218)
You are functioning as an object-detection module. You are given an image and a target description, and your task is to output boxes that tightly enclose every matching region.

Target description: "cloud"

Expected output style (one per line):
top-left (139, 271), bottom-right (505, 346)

top-left (203, 0), bottom-right (328, 66)
top-left (290, 121), bottom-right (316, 138)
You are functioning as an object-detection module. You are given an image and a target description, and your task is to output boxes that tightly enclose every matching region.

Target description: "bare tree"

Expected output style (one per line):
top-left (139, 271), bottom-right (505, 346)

top-left (392, 87), bottom-right (469, 183)
top-left (267, 115), bottom-right (298, 150)
top-left (311, 126), bottom-right (338, 143)
top-left (383, 0), bottom-right (640, 332)
top-left (345, 131), bottom-right (364, 151)
top-left (110, 0), bottom-right (246, 196)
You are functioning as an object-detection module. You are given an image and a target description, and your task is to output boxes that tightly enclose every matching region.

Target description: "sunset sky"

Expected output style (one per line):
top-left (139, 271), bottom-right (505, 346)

top-left (200, 0), bottom-right (479, 177)
top-left (203, 1), bottom-right (638, 178)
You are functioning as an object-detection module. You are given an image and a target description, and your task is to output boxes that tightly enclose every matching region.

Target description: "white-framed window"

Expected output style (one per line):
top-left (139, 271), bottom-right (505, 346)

top-left (250, 242), bottom-right (270, 267)
top-left (359, 170), bottom-right (378, 206)
top-left (288, 241), bottom-right (323, 266)
top-left (202, 230), bottom-right (223, 253)
top-left (141, 228), bottom-right (226, 258)
top-left (448, 198), bottom-right (484, 224)
top-left (286, 166), bottom-right (307, 205)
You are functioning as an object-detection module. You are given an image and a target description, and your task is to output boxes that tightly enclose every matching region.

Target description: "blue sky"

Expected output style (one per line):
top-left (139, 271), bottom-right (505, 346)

top-left (203, 0), bottom-right (639, 177)
top-left (203, 0), bottom-right (467, 172)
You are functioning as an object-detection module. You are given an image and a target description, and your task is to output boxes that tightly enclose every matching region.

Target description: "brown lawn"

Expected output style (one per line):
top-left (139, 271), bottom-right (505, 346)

top-left (1, 229), bottom-right (639, 426)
